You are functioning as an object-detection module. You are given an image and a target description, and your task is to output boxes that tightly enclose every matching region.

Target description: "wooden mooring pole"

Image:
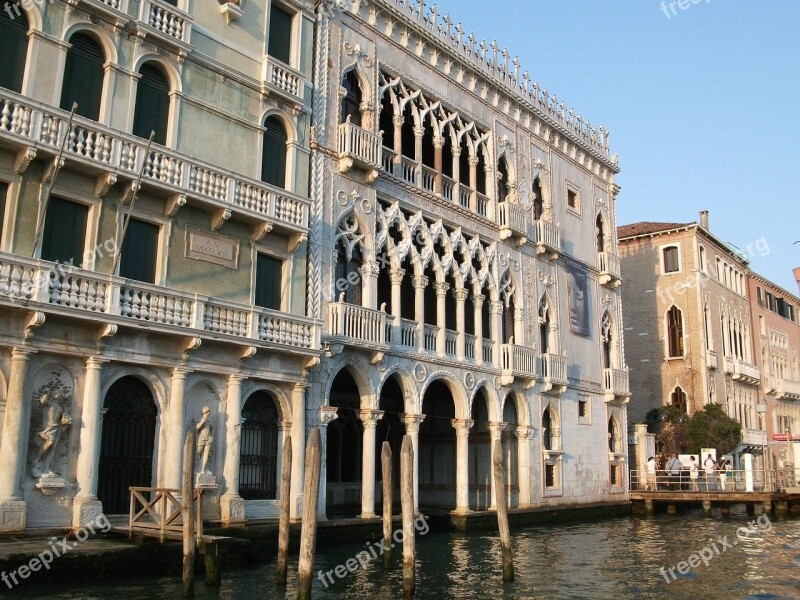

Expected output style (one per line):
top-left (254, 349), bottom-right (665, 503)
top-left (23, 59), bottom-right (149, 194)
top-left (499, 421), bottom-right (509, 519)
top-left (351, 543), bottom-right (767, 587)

top-left (182, 429), bottom-right (197, 598)
top-left (381, 441), bottom-right (393, 569)
top-left (493, 439), bottom-right (514, 582)
top-left (277, 435), bottom-right (292, 585)
top-left (297, 428), bottom-right (321, 600)
top-left (400, 435), bottom-right (415, 598)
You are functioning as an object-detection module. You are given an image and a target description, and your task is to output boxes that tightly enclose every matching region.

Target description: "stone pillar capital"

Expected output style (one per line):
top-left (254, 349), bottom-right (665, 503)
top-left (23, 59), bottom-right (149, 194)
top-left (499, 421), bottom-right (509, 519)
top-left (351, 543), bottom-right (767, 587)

top-left (453, 288), bottom-right (470, 302)
top-left (434, 281), bottom-right (450, 297)
top-left (359, 409), bottom-right (384, 428)
top-left (10, 347), bottom-right (36, 361)
top-left (319, 405), bottom-right (339, 426)
top-left (392, 115), bottom-right (405, 126)
top-left (390, 268), bottom-right (406, 285)
top-left (85, 356), bottom-right (109, 369)
top-left (515, 425), bottom-right (536, 440)
top-left (402, 414), bottom-right (426, 434)
top-left (432, 136), bottom-right (445, 149)
top-left (468, 156), bottom-right (480, 167)
top-left (472, 293), bottom-right (485, 308)
top-left (451, 418), bottom-right (474, 436)
top-left (360, 261), bottom-right (381, 278)
top-left (489, 421), bottom-right (509, 435)
top-left (413, 275), bottom-right (429, 289)
top-left (413, 126), bottom-right (425, 138)
top-left (489, 301), bottom-right (504, 315)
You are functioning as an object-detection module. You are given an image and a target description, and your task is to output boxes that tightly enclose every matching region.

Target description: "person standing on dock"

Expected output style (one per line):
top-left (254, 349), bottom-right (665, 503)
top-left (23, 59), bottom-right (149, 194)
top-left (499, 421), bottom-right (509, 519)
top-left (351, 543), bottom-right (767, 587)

top-left (704, 454), bottom-right (716, 491)
top-left (667, 454), bottom-right (683, 490)
top-left (646, 456), bottom-right (657, 490)
top-left (689, 456), bottom-right (700, 491)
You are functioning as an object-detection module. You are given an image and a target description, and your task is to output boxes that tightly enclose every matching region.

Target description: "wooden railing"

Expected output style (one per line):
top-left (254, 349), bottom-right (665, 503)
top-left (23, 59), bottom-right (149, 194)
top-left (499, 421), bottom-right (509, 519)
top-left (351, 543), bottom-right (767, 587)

top-left (129, 487), bottom-right (203, 543)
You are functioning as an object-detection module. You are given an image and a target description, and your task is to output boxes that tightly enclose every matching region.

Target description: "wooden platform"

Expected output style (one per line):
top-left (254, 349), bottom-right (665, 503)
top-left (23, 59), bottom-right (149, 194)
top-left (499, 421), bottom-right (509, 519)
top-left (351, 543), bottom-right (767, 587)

top-left (630, 491), bottom-right (774, 502)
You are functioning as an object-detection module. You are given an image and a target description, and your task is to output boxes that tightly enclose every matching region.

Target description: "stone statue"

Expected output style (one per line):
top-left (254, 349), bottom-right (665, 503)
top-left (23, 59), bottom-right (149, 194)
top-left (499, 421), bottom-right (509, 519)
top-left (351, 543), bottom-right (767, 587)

top-left (196, 406), bottom-right (214, 474)
top-left (32, 392), bottom-right (72, 477)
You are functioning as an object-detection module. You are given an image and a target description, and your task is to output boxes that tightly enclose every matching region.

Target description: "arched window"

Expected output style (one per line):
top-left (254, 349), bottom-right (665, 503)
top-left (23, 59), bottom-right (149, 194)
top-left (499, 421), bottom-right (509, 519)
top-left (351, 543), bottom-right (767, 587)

top-left (340, 70), bottom-right (362, 126)
top-left (421, 112), bottom-right (435, 169)
top-left (542, 408), bottom-right (553, 451)
top-left (497, 156), bottom-right (510, 203)
top-left (261, 116), bottom-right (288, 188)
top-left (459, 135), bottom-right (471, 188)
top-left (132, 63), bottom-right (170, 145)
top-left (667, 306), bottom-right (684, 357)
top-left (671, 386), bottom-right (687, 414)
top-left (500, 271), bottom-right (516, 344)
top-left (239, 391), bottom-right (280, 500)
top-left (0, 9), bottom-right (28, 92)
top-left (441, 127), bottom-right (454, 179)
top-left (400, 103), bottom-right (415, 159)
top-left (608, 418), bottom-right (619, 452)
top-left (600, 311), bottom-right (613, 369)
top-left (532, 176), bottom-right (544, 220)
top-left (596, 214), bottom-right (605, 254)
top-left (335, 238), bottom-right (362, 306)
top-left (60, 33), bottom-right (105, 121)
top-left (475, 143), bottom-right (487, 194)
top-left (379, 91), bottom-right (394, 149)
top-left (539, 297), bottom-right (551, 354)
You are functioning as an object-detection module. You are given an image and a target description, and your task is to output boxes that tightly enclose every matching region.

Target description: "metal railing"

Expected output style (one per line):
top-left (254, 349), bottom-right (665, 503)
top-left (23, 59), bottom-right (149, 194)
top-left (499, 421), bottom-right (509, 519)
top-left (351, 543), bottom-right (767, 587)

top-left (629, 469), bottom-right (778, 492)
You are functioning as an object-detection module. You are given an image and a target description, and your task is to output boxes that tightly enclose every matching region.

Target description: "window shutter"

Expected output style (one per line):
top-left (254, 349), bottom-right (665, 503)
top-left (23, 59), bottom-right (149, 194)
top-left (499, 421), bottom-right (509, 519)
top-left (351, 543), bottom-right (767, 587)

top-left (255, 253), bottom-right (282, 310)
top-left (0, 182), bottom-right (7, 246)
top-left (0, 11), bottom-right (29, 92)
top-left (41, 198), bottom-right (88, 266)
top-left (268, 5), bottom-right (292, 64)
top-left (261, 117), bottom-right (287, 188)
top-left (60, 34), bottom-right (105, 121)
top-left (120, 218), bottom-right (159, 283)
top-left (132, 64), bottom-right (170, 145)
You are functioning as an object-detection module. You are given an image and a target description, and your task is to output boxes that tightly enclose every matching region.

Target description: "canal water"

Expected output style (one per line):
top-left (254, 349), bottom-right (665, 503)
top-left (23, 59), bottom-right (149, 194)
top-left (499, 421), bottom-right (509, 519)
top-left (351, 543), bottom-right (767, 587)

top-left (2, 510), bottom-right (800, 599)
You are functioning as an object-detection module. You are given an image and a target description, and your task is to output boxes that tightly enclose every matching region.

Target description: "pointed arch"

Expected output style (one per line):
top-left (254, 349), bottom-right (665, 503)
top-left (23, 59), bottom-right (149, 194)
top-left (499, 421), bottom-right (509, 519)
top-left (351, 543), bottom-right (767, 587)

top-left (670, 385), bottom-right (688, 414)
top-left (666, 305), bottom-right (685, 358)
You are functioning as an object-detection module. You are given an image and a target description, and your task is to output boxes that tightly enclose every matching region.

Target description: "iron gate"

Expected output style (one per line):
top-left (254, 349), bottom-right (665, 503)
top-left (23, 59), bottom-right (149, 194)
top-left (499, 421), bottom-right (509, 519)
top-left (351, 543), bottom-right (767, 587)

top-left (239, 391), bottom-right (279, 500)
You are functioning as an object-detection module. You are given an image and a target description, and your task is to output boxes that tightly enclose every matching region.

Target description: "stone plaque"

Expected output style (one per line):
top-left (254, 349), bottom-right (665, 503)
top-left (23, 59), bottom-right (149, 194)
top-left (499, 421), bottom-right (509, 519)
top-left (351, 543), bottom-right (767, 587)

top-left (185, 227), bottom-right (239, 269)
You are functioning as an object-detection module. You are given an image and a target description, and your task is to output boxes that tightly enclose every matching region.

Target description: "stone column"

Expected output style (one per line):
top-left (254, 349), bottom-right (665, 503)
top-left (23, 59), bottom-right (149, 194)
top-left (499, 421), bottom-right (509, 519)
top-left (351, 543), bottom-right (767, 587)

top-left (433, 135), bottom-right (444, 194)
top-left (473, 294), bottom-right (484, 363)
top-left (220, 375), bottom-right (245, 525)
top-left (390, 268), bottom-right (405, 343)
top-left (452, 419), bottom-right (474, 514)
top-left (289, 383), bottom-right (307, 519)
top-left (452, 148), bottom-right (462, 197)
top-left (73, 356), bottom-right (109, 527)
top-left (514, 306), bottom-right (524, 346)
top-left (359, 409), bottom-right (384, 518)
top-left (484, 165), bottom-right (495, 219)
top-left (403, 414), bottom-right (425, 512)
top-left (318, 406), bottom-right (339, 519)
top-left (0, 348), bottom-right (36, 532)
top-left (360, 260), bottom-right (380, 310)
top-left (413, 275), bottom-right (428, 352)
top-left (515, 426), bottom-right (534, 508)
top-left (165, 367), bottom-right (191, 489)
top-left (468, 156), bottom-right (479, 210)
top-left (490, 301), bottom-right (504, 368)
top-left (454, 288), bottom-right (469, 359)
top-left (435, 281), bottom-right (450, 356)
top-left (392, 115), bottom-right (404, 164)
top-left (413, 126), bottom-right (425, 187)
top-left (488, 422), bottom-right (508, 509)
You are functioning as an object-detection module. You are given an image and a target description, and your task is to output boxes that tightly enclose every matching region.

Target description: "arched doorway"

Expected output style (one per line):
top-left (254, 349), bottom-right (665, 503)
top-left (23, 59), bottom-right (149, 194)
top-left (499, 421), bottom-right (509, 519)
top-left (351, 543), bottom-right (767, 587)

top-left (419, 380), bottom-right (456, 508)
top-left (376, 375), bottom-right (405, 507)
top-left (239, 391), bottom-right (280, 500)
top-left (468, 388), bottom-right (491, 509)
top-left (97, 376), bottom-right (157, 514)
top-left (327, 369), bottom-right (363, 511)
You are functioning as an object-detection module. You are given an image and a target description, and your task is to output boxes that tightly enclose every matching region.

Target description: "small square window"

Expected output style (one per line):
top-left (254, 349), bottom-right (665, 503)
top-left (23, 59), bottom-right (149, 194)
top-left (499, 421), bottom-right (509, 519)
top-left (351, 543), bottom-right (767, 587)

top-left (545, 464), bottom-right (556, 488)
top-left (662, 246), bottom-right (679, 273)
top-left (610, 464), bottom-right (620, 486)
top-left (567, 189), bottom-right (579, 211)
top-left (578, 400), bottom-right (587, 418)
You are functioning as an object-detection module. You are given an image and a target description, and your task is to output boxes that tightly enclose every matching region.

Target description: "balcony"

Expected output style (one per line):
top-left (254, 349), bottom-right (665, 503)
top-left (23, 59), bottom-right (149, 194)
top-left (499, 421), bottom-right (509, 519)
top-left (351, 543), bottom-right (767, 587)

top-left (706, 349), bottom-right (719, 370)
top-left (136, 0), bottom-right (192, 58)
top-left (337, 119), bottom-right (382, 180)
top-left (603, 368), bottom-right (630, 403)
top-left (262, 56), bottom-right (304, 104)
top-left (500, 344), bottom-right (538, 386)
top-left (67, 0), bottom-right (129, 28)
top-left (0, 253), bottom-right (320, 354)
top-left (596, 252), bottom-right (621, 288)
top-left (540, 353), bottom-right (568, 393)
top-left (498, 202), bottom-right (528, 246)
top-left (327, 301), bottom-right (389, 362)
top-left (0, 89), bottom-right (310, 244)
top-left (532, 220), bottom-right (560, 260)
top-left (776, 379), bottom-right (800, 401)
top-left (725, 358), bottom-right (761, 385)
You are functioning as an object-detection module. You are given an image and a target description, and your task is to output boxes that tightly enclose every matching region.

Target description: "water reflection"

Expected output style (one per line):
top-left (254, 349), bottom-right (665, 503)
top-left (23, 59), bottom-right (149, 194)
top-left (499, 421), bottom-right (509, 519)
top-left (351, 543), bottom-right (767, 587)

top-left (2, 512), bottom-right (800, 600)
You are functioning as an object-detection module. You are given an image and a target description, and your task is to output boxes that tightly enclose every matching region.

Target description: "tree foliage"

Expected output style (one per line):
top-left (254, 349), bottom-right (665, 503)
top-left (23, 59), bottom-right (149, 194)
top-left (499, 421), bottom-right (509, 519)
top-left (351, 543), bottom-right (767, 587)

top-left (685, 403), bottom-right (741, 455)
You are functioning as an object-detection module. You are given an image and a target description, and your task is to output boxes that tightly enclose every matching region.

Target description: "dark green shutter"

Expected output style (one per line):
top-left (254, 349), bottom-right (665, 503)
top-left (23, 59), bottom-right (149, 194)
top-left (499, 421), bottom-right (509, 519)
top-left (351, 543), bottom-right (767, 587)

top-left (0, 11), bottom-right (28, 93)
top-left (255, 254), bottom-right (282, 310)
top-left (261, 117), bottom-right (287, 188)
top-left (41, 197), bottom-right (88, 266)
top-left (0, 182), bottom-right (7, 246)
top-left (132, 64), bottom-right (170, 145)
top-left (268, 5), bottom-right (292, 64)
top-left (60, 34), bottom-right (104, 121)
top-left (120, 218), bottom-right (158, 283)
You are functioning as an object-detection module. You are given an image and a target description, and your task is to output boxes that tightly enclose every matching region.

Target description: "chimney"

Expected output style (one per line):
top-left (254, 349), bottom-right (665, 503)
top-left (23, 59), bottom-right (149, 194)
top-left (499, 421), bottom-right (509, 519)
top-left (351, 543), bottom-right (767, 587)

top-left (699, 210), bottom-right (709, 230)
top-left (794, 267), bottom-right (800, 295)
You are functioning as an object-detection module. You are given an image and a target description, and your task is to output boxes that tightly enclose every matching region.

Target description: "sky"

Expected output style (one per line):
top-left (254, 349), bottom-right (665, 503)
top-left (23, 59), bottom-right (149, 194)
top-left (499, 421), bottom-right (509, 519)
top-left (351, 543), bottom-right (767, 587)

top-left (429, 0), bottom-right (800, 292)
